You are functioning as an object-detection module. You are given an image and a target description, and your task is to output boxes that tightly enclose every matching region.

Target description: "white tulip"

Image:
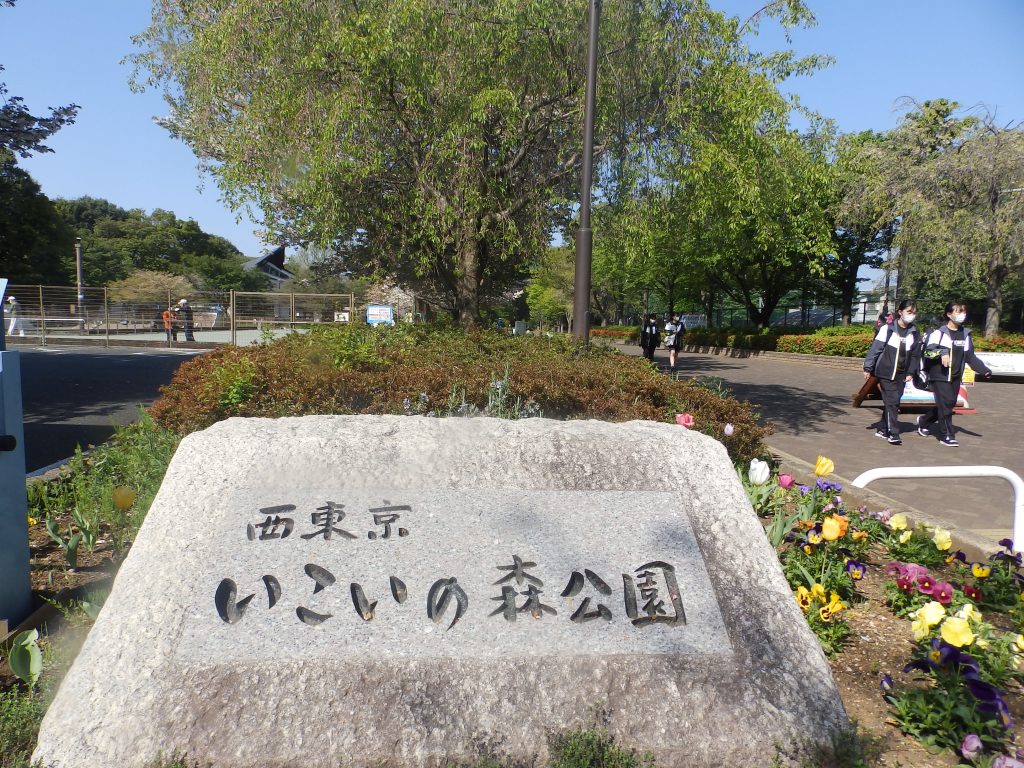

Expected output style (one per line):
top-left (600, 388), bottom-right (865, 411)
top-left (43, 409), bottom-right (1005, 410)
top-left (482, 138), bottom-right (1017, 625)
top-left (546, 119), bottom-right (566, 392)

top-left (748, 458), bottom-right (771, 486)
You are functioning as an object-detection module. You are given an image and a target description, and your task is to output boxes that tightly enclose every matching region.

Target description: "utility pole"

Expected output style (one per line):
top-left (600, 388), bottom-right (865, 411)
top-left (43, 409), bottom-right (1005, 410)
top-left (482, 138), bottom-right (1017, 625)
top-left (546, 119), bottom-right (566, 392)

top-left (572, 0), bottom-right (601, 343)
top-left (75, 237), bottom-right (84, 327)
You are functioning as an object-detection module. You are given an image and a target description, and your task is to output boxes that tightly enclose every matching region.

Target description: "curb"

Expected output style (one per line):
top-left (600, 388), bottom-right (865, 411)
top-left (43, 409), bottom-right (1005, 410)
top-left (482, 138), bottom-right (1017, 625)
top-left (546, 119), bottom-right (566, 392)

top-left (768, 445), bottom-right (1001, 561)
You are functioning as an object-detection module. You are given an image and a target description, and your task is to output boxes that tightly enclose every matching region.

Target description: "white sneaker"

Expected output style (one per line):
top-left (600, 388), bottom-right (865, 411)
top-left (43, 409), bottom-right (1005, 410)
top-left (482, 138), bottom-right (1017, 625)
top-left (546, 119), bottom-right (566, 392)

top-left (916, 416), bottom-right (931, 437)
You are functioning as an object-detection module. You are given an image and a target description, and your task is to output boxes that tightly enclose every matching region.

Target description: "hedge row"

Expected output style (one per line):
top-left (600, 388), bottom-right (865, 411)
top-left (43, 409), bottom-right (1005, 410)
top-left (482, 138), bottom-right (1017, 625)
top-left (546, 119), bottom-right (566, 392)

top-left (150, 324), bottom-right (773, 465)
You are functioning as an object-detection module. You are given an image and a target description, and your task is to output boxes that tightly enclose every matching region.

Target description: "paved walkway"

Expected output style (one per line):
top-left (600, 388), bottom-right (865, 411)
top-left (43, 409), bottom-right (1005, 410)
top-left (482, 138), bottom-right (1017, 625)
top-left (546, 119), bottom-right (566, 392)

top-left (627, 345), bottom-right (1024, 551)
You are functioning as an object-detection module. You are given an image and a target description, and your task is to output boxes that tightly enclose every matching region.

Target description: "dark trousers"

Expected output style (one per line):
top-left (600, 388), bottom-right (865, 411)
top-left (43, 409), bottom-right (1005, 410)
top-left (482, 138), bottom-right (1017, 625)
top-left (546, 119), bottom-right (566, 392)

top-left (877, 377), bottom-right (907, 436)
top-left (641, 344), bottom-right (656, 361)
top-left (924, 380), bottom-right (960, 438)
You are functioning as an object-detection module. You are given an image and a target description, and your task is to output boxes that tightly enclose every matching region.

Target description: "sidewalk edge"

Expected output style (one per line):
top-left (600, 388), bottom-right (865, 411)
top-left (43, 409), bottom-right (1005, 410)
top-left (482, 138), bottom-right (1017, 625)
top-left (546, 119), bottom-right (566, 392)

top-left (768, 444), bottom-right (1002, 559)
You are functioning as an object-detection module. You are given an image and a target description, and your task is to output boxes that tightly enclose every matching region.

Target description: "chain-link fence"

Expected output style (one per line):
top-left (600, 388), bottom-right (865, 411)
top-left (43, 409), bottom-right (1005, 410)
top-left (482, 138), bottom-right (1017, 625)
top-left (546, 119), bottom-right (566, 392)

top-left (1, 286), bottom-right (369, 347)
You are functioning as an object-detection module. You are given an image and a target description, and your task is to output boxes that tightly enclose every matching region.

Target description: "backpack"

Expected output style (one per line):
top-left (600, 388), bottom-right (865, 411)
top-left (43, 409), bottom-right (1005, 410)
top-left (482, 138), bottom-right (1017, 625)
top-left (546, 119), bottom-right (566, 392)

top-left (913, 329), bottom-right (933, 391)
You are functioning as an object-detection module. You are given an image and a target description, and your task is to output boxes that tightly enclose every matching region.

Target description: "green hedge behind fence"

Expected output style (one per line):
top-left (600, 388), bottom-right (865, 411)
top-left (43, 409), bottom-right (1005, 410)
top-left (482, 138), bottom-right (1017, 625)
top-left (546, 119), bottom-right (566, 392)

top-left (597, 325), bottom-right (1024, 356)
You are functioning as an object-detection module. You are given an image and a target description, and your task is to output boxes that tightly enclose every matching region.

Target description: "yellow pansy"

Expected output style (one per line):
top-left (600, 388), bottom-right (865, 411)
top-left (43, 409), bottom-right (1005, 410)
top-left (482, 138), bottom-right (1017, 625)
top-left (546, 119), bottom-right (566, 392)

top-left (911, 618), bottom-right (930, 641)
top-left (917, 601), bottom-right (946, 627)
top-left (807, 530), bottom-right (823, 545)
top-left (818, 606), bottom-right (835, 623)
top-left (956, 604), bottom-right (982, 624)
top-left (899, 531), bottom-right (913, 544)
top-left (975, 637), bottom-right (990, 650)
top-left (972, 563), bottom-right (991, 579)
top-left (887, 513), bottom-right (908, 531)
top-left (940, 617), bottom-right (975, 648)
top-left (852, 530), bottom-right (868, 541)
top-left (814, 455), bottom-right (835, 477)
top-left (821, 517), bottom-right (842, 542)
top-left (795, 587), bottom-right (812, 612)
top-left (811, 583), bottom-right (827, 602)
top-left (1014, 634), bottom-right (1024, 652)
top-left (27, 516), bottom-right (38, 527)
top-left (932, 527), bottom-right (952, 551)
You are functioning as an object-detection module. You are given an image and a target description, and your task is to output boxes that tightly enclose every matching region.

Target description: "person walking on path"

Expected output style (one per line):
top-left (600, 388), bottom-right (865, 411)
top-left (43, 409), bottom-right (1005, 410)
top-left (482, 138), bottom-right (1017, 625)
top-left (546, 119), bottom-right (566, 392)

top-left (663, 313), bottom-right (685, 370)
top-left (161, 306), bottom-right (177, 343)
top-left (639, 314), bottom-right (661, 361)
top-left (5, 295), bottom-right (25, 337)
top-left (176, 298), bottom-right (195, 342)
top-left (863, 299), bottom-right (921, 445)
top-left (918, 301), bottom-right (992, 447)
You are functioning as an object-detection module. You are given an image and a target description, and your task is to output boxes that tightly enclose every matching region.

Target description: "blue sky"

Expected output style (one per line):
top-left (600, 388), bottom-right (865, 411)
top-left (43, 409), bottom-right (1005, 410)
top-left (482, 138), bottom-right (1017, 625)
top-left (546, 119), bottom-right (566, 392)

top-left (3, 1), bottom-right (1022, 259)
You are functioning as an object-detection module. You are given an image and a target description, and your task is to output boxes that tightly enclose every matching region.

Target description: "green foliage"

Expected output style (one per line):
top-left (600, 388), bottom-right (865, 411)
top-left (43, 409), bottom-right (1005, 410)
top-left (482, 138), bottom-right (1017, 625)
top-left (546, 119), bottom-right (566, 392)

top-left (0, 148), bottom-right (75, 284)
top-left (131, 1), bottom-right (821, 324)
top-left (149, 324), bottom-right (770, 464)
top-left (548, 729), bottom-right (654, 768)
top-left (43, 515), bottom-right (81, 569)
top-left (883, 524), bottom-right (949, 570)
top-left (0, 685), bottom-right (46, 768)
top-left (27, 412), bottom-right (180, 550)
top-left (5, 631), bottom-right (42, 688)
top-left (52, 197), bottom-right (247, 288)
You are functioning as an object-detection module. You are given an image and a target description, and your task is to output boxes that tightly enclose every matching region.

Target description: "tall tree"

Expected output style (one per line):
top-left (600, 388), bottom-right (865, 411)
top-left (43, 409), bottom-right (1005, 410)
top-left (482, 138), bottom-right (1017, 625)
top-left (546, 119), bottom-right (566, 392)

top-left (827, 131), bottom-right (895, 324)
top-left (131, 0), bottom-right (814, 325)
top-left (1, 3), bottom-right (78, 157)
top-left (884, 102), bottom-right (1023, 335)
top-left (0, 149), bottom-right (75, 283)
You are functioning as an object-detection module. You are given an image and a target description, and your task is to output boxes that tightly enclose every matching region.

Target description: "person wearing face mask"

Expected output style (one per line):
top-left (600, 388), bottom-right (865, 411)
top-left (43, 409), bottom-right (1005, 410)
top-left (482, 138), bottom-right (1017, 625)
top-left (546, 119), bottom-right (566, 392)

top-left (918, 301), bottom-right (992, 447)
top-left (863, 299), bottom-right (921, 445)
top-left (639, 313), bottom-right (661, 362)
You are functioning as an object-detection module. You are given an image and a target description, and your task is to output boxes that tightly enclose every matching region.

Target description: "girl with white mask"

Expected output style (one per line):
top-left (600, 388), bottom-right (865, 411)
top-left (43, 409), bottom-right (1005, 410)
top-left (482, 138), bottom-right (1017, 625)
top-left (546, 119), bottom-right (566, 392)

top-left (918, 301), bottom-right (993, 447)
top-left (863, 299), bottom-right (921, 445)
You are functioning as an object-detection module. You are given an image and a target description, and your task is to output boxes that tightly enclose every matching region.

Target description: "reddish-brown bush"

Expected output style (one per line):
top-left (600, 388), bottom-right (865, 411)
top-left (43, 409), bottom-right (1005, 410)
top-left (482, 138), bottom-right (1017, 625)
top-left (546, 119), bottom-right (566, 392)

top-left (150, 325), bottom-right (772, 464)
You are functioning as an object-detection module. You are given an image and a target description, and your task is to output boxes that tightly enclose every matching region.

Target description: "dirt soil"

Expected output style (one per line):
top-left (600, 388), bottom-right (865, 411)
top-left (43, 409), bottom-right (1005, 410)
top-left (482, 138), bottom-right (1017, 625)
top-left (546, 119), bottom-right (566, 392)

top-left (6, 514), bottom-right (1024, 767)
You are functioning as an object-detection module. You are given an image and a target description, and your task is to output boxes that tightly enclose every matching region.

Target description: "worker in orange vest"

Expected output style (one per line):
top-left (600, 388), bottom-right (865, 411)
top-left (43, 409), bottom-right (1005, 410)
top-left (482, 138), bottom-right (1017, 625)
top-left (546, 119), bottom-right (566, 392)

top-left (161, 306), bottom-right (177, 343)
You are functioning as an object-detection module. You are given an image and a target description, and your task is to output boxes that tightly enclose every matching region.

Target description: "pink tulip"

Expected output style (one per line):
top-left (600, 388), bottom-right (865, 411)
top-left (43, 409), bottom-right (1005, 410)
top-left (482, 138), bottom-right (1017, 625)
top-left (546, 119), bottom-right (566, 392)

top-left (778, 474), bottom-right (795, 489)
top-left (676, 413), bottom-right (695, 428)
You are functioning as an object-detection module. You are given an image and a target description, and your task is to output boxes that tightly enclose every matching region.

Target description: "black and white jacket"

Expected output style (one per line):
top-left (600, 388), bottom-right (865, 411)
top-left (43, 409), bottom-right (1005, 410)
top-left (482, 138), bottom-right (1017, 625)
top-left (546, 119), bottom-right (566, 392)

top-left (864, 321), bottom-right (921, 381)
top-left (923, 325), bottom-right (992, 382)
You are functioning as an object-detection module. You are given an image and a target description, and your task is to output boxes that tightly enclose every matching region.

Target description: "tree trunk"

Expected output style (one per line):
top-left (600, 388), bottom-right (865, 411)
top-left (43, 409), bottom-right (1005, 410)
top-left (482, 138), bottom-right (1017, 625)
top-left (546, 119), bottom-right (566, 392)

top-left (455, 229), bottom-right (482, 327)
top-left (984, 256), bottom-right (1006, 338)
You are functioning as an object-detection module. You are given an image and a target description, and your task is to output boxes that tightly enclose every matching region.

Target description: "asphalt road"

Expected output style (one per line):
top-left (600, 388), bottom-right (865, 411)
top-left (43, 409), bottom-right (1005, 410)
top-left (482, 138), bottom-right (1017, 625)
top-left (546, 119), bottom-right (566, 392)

top-left (16, 346), bottom-right (202, 473)
top-left (641, 347), bottom-right (1024, 546)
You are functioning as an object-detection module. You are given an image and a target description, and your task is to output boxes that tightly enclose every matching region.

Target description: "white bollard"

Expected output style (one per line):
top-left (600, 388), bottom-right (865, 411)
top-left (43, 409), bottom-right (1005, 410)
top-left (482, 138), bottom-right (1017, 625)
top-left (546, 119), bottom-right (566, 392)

top-left (851, 465), bottom-right (1024, 551)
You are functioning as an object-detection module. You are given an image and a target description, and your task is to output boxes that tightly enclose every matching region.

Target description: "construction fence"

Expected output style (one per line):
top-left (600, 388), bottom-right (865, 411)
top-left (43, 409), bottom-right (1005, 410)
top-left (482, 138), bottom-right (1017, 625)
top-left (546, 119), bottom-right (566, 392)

top-left (0, 285), bottom-right (418, 348)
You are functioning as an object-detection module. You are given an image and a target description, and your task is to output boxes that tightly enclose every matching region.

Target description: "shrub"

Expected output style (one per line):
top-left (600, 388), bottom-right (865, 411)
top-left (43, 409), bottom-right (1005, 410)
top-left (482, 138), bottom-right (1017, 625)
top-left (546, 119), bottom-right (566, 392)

top-left (150, 324), bottom-right (771, 464)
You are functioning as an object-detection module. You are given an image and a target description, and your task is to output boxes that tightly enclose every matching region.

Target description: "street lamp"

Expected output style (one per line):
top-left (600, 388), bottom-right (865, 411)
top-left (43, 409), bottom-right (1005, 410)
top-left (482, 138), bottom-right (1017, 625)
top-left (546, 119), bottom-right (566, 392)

top-left (74, 237), bottom-right (83, 325)
top-left (572, 0), bottom-right (601, 344)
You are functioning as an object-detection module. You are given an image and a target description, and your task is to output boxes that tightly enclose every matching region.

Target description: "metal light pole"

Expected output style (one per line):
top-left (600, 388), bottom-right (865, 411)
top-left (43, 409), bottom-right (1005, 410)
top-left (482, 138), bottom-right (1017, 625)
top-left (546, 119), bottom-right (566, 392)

top-left (75, 237), bottom-right (84, 325)
top-left (572, 0), bottom-right (601, 343)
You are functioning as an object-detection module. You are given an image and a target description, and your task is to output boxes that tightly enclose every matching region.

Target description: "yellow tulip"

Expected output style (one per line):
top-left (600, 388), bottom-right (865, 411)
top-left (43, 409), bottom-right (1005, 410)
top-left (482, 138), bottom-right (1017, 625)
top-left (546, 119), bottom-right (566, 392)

top-left (112, 486), bottom-right (138, 511)
top-left (814, 455), bottom-right (834, 477)
top-left (887, 513), bottom-right (908, 531)
top-left (932, 527), bottom-right (952, 551)
top-left (940, 617), bottom-right (975, 648)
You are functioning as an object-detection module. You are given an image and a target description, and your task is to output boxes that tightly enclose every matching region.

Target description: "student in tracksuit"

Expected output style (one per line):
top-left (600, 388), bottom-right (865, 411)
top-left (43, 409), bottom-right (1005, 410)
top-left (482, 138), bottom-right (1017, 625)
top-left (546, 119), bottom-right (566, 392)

top-left (639, 314), bottom-right (661, 361)
top-left (918, 301), bottom-right (993, 447)
top-left (863, 300), bottom-right (921, 445)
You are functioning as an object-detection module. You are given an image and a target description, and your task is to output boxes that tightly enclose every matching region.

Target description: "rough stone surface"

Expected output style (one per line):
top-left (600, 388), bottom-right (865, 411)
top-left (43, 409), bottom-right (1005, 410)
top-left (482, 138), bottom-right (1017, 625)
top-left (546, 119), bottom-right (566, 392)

top-left (33, 416), bottom-right (847, 768)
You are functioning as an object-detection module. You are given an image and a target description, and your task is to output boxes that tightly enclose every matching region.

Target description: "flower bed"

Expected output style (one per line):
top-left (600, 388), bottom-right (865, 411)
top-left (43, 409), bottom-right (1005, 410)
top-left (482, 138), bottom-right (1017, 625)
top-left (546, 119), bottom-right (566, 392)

top-left (742, 456), bottom-right (1024, 766)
